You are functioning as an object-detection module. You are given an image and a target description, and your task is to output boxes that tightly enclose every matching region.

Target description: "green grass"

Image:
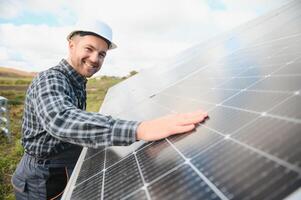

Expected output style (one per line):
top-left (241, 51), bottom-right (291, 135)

top-left (0, 104), bottom-right (24, 200)
top-left (0, 77), bottom-right (32, 85)
top-left (0, 75), bottom-right (127, 200)
top-left (86, 76), bottom-right (123, 112)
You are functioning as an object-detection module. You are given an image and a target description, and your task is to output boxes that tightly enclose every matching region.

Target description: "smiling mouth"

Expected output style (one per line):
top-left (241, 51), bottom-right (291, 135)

top-left (84, 61), bottom-right (98, 68)
top-left (83, 61), bottom-right (100, 72)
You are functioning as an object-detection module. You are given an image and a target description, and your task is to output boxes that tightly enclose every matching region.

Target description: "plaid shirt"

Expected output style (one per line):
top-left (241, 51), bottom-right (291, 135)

top-left (22, 59), bottom-right (139, 158)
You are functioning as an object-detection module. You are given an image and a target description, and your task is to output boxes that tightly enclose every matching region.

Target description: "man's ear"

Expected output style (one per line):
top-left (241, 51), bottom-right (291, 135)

top-left (68, 39), bottom-right (75, 50)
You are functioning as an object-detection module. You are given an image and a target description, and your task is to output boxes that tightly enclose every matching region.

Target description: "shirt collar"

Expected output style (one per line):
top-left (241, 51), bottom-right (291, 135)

top-left (58, 59), bottom-right (87, 88)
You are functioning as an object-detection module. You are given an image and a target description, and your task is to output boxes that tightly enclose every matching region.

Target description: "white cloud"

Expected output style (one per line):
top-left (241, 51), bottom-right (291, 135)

top-left (0, 0), bottom-right (22, 19)
top-left (0, 0), bottom-right (292, 76)
top-left (0, 23), bottom-right (68, 70)
top-left (2, 0), bottom-right (67, 17)
top-left (0, 47), bottom-right (10, 60)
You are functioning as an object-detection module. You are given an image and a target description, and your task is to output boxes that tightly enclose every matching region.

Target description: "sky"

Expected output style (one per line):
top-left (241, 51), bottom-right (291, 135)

top-left (0, 0), bottom-right (292, 77)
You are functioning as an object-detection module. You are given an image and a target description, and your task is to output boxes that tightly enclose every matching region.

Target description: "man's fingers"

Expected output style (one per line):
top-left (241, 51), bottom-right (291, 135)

top-left (181, 110), bottom-right (207, 118)
top-left (172, 124), bottom-right (196, 134)
top-left (137, 109), bottom-right (209, 141)
top-left (178, 112), bottom-right (208, 125)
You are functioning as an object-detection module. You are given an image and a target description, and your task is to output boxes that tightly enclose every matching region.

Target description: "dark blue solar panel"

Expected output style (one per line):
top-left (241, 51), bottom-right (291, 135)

top-left (63, 1), bottom-right (301, 199)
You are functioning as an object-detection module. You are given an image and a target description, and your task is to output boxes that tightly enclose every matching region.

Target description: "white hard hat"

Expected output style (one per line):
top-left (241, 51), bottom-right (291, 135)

top-left (67, 20), bottom-right (117, 50)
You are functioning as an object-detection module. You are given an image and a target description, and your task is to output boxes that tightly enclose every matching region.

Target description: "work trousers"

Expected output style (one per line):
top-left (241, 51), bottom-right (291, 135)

top-left (11, 152), bottom-right (76, 200)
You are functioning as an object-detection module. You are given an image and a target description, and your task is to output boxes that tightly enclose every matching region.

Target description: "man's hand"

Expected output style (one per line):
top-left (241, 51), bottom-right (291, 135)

top-left (136, 110), bottom-right (208, 141)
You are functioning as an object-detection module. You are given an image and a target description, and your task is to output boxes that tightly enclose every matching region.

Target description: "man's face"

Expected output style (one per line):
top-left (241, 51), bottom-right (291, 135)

top-left (68, 35), bottom-right (109, 78)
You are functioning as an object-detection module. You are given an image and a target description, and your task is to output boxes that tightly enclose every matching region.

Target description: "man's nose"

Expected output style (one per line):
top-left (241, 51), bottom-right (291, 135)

top-left (90, 52), bottom-right (99, 64)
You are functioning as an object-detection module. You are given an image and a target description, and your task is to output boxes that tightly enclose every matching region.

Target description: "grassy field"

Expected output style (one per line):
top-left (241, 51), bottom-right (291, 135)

top-left (0, 74), bottom-right (127, 200)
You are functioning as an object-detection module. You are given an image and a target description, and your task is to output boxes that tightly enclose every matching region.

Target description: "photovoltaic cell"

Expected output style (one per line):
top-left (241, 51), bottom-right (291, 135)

top-left (151, 92), bottom-right (215, 113)
top-left (216, 77), bottom-right (261, 89)
top-left (203, 106), bottom-right (258, 135)
top-left (232, 117), bottom-right (301, 167)
top-left (62, 1), bottom-right (301, 199)
top-left (122, 189), bottom-right (148, 200)
top-left (104, 155), bottom-right (143, 199)
top-left (169, 127), bottom-right (223, 158)
top-left (71, 173), bottom-right (103, 200)
top-left (76, 149), bottom-right (105, 184)
top-left (148, 164), bottom-right (221, 200)
top-left (249, 76), bottom-right (301, 92)
top-left (136, 140), bottom-right (184, 183)
top-left (84, 147), bottom-right (104, 160)
top-left (269, 95), bottom-right (301, 119)
top-left (222, 90), bottom-right (289, 113)
top-left (195, 89), bottom-right (239, 104)
top-left (120, 100), bottom-right (171, 121)
top-left (274, 60), bottom-right (301, 75)
top-left (191, 140), bottom-right (301, 200)
top-left (105, 147), bottom-right (133, 168)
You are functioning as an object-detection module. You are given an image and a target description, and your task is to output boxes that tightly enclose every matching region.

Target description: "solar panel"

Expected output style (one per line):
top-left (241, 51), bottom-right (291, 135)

top-left (62, 1), bottom-right (301, 199)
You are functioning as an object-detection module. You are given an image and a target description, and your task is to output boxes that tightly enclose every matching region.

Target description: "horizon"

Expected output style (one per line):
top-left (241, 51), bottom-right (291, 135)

top-left (0, 65), bottom-right (138, 78)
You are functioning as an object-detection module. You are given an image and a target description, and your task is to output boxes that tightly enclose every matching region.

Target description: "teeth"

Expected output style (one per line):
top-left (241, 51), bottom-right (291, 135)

top-left (85, 63), bottom-right (93, 68)
top-left (84, 61), bottom-right (98, 68)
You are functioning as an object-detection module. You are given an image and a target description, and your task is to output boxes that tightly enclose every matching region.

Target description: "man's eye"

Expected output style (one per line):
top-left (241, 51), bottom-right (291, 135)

top-left (85, 47), bottom-right (92, 52)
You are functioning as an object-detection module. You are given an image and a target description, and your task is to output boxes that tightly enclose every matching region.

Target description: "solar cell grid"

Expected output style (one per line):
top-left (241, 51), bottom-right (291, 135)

top-left (269, 94), bottom-right (301, 120)
top-left (191, 140), bottom-right (301, 200)
top-left (202, 106), bottom-right (258, 135)
top-left (71, 173), bottom-right (103, 200)
top-left (136, 139), bottom-right (184, 183)
top-left (202, 67), bottom-right (249, 78)
top-left (169, 127), bottom-right (223, 158)
top-left (122, 189), bottom-right (148, 200)
top-left (148, 164), bottom-right (221, 200)
top-left (125, 100), bottom-right (171, 120)
top-left (151, 93), bottom-right (215, 113)
top-left (75, 149), bottom-right (105, 185)
top-left (222, 90), bottom-right (289, 112)
top-left (249, 75), bottom-right (301, 92)
top-left (84, 147), bottom-right (104, 160)
top-left (251, 52), bottom-right (299, 66)
top-left (163, 86), bottom-right (239, 104)
top-left (274, 60), bottom-right (301, 75)
top-left (104, 155), bottom-right (143, 199)
top-left (230, 43), bottom-right (283, 59)
top-left (104, 148), bottom-right (129, 168)
top-left (216, 77), bottom-right (261, 89)
top-left (238, 64), bottom-right (282, 77)
top-left (176, 75), bottom-right (231, 89)
top-left (232, 117), bottom-right (301, 167)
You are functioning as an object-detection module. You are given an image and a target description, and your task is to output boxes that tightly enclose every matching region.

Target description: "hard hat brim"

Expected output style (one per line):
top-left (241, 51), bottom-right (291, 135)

top-left (67, 30), bottom-right (117, 50)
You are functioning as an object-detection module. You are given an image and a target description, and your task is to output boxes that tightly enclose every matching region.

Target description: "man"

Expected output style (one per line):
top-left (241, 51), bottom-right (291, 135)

top-left (11, 20), bottom-right (208, 199)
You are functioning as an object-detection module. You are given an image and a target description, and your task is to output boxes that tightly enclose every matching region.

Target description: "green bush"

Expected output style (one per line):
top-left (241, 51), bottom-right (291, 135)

top-left (0, 91), bottom-right (25, 106)
top-left (0, 91), bottom-right (16, 99)
top-left (0, 79), bottom-right (31, 86)
top-left (0, 80), bottom-right (13, 85)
